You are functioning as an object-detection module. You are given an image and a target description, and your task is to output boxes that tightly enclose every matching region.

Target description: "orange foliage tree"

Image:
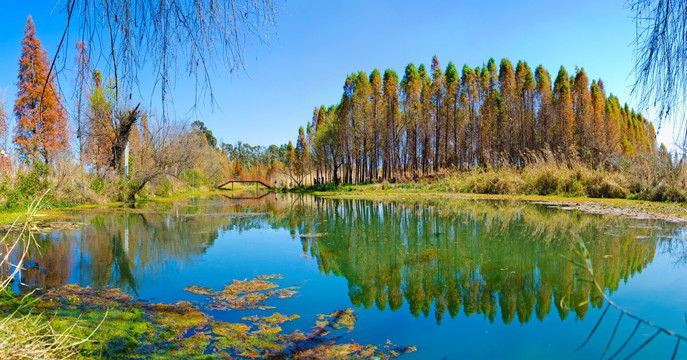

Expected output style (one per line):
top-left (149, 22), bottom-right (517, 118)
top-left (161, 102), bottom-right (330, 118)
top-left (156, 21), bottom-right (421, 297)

top-left (13, 16), bottom-right (70, 164)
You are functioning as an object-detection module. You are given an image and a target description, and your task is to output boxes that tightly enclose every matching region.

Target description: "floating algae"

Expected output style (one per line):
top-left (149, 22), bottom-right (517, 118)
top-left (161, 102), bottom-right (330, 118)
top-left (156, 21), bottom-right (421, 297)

top-left (184, 275), bottom-right (297, 311)
top-left (26, 275), bottom-right (416, 359)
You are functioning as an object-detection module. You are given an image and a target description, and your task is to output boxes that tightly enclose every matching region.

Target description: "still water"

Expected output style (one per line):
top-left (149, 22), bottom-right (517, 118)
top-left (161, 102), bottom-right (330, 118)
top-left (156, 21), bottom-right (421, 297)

top-left (16, 193), bottom-right (687, 359)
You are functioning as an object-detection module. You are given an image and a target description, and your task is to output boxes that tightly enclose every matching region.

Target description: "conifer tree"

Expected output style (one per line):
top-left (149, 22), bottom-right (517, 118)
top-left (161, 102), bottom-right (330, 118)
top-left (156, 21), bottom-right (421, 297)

top-left (461, 65), bottom-right (478, 167)
top-left (553, 66), bottom-right (576, 156)
top-left (605, 95), bottom-right (623, 155)
top-left (418, 64), bottom-right (433, 175)
top-left (85, 70), bottom-right (114, 175)
top-left (590, 80), bottom-right (607, 159)
top-left (535, 65), bottom-right (553, 149)
top-left (13, 16), bottom-right (70, 164)
top-left (515, 61), bottom-right (536, 152)
top-left (499, 59), bottom-right (516, 161)
top-left (402, 64), bottom-right (421, 175)
top-left (369, 69), bottom-right (384, 181)
top-left (382, 69), bottom-right (400, 180)
top-left (352, 71), bottom-right (372, 183)
top-left (444, 62), bottom-right (460, 166)
top-left (430, 56), bottom-right (445, 169)
top-left (572, 68), bottom-right (592, 160)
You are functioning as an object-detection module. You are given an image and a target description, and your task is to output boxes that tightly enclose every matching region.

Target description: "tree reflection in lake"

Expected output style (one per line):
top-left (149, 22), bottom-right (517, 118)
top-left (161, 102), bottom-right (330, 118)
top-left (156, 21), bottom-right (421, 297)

top-left (16, 193), bottom-right (678, 327)
top-left (268, 195), bottom-right (666, 325)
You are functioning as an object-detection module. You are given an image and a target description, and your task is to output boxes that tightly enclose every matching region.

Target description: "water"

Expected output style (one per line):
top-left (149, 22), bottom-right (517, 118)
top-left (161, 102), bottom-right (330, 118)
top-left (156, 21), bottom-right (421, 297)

top-left (12, 193), bottom-right (687, 359)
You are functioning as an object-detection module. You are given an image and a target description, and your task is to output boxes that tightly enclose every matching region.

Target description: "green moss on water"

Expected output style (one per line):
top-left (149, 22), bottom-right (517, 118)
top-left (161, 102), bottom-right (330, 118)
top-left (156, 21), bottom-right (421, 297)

top-left (2, 277), bottom-right (416, 359)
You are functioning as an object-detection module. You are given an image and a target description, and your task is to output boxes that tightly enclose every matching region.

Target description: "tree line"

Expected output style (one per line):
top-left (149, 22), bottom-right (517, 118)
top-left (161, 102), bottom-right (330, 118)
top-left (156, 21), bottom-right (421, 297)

top-left (292, 56), bottom-right (658, 185)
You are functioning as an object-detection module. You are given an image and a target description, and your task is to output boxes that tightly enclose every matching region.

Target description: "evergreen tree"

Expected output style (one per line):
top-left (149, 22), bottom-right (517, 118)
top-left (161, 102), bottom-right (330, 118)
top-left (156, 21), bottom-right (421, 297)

top-left (418, 64), bottom-right (433, 175)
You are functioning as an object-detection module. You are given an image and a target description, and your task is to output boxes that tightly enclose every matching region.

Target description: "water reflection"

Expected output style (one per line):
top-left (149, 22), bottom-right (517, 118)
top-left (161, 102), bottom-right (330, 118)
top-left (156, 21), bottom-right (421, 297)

top-left (272, 196), bottom-right (663, 324)
top-left (15, 193), bottom-right (679, 326)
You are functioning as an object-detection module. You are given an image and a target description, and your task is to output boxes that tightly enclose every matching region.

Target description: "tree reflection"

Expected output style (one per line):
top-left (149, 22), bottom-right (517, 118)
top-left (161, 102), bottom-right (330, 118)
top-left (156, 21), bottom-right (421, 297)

top-left (273, 197), bottom-right (665, 325)
top-left (18, 193), bottom-right (673, 326)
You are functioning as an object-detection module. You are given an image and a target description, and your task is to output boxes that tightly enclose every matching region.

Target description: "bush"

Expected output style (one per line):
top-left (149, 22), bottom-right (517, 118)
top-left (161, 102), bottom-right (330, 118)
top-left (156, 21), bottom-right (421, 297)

top-left (530, 169), bottom-right (559, 195)
top-left (638, 183), bottom-right (687, 203)
top-left (89, 177), bottom-right (105, 194)
top-left (3, 164), bottom-right (50, 211)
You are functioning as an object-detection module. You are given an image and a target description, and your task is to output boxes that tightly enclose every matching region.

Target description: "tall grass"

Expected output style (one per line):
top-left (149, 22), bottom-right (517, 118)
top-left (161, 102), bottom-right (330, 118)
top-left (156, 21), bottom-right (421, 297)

top-left (0, 191), bottom-right (101, 359)
top-left (347, 149), bottom-right (687, 202)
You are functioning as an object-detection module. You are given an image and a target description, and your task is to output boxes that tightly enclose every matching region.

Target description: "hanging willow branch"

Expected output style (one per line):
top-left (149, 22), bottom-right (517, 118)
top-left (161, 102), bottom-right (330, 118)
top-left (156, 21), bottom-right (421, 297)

top-left (51, 0), bottom-right (278, 118)
top-left (573, 238), bottom-right (687, 359)
top-left (628, 0), bottom-right (687, 132)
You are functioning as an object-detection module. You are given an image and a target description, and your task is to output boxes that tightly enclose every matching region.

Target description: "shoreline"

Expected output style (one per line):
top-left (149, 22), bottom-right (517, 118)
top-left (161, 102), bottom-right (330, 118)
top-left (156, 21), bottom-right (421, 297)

top-left (3, 188), bottom-right (687, 226)
top-left (312, 191), bottom-right (687, 223)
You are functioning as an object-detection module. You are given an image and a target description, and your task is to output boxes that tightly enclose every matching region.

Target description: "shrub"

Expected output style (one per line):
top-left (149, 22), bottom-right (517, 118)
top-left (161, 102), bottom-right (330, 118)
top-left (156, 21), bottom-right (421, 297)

top-left (530, 169), bottom-right (559, 195)
top-left (89, 177), bottom-right (105, 194)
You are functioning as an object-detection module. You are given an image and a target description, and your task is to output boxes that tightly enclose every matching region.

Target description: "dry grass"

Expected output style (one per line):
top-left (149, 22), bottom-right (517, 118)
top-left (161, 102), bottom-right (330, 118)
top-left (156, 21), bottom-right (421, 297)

top-left (426, 150), bottom-right (685, 201)
top-left (341, 149), bottom-right (687, 203)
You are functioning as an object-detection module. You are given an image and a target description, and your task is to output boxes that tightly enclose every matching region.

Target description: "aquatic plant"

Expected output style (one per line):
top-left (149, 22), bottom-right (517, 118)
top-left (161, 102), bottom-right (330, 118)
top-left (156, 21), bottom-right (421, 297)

top-left (37, 275), bottom-right (416, 359)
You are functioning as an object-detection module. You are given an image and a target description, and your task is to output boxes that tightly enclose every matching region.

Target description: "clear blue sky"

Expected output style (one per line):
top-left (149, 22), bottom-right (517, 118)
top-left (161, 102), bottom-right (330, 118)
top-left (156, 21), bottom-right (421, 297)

top-left (0, 0), bottom-right (677, 148)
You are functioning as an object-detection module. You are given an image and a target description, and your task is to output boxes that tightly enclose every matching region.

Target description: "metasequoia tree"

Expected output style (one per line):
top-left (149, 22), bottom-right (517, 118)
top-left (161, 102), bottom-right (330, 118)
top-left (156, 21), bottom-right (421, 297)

top-left (401, 64), bottom-right (421, 176)
top-left (553, 66), bottom-right (576, 156)
top-left (301, 57), bottom-right (658, 185)
top-left (369, 69), bottom-right (384, 181)
top-left (13, 17), bottom-right (70, 164)
top-left (382, 69), bottom-right (399, 180)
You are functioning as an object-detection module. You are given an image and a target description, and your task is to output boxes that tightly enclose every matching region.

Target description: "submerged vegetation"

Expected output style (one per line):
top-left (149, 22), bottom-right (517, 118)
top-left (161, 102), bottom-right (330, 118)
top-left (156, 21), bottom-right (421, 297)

top-left (26, 276), bottom-right (415, 359)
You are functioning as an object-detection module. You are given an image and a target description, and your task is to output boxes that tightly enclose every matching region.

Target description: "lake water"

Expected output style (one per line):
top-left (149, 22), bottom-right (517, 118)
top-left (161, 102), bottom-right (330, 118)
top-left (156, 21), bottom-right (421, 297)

top-left (13, 193), bottom-right (687, 359)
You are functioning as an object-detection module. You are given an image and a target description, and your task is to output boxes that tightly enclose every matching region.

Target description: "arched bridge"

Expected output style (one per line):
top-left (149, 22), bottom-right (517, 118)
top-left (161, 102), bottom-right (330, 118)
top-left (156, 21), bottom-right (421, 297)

top-left (217, 176), bottom-right (274, 190)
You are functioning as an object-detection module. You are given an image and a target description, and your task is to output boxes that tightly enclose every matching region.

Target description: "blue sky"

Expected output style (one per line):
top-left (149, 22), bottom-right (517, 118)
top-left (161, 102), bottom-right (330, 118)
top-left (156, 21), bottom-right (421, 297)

top-left (0, 0), bottom-right (677, 148)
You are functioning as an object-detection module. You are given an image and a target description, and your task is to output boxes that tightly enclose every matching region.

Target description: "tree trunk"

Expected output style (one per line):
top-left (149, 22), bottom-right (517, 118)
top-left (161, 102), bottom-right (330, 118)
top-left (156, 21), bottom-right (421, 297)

top-left (111, 104), bottom-right (141, 173)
